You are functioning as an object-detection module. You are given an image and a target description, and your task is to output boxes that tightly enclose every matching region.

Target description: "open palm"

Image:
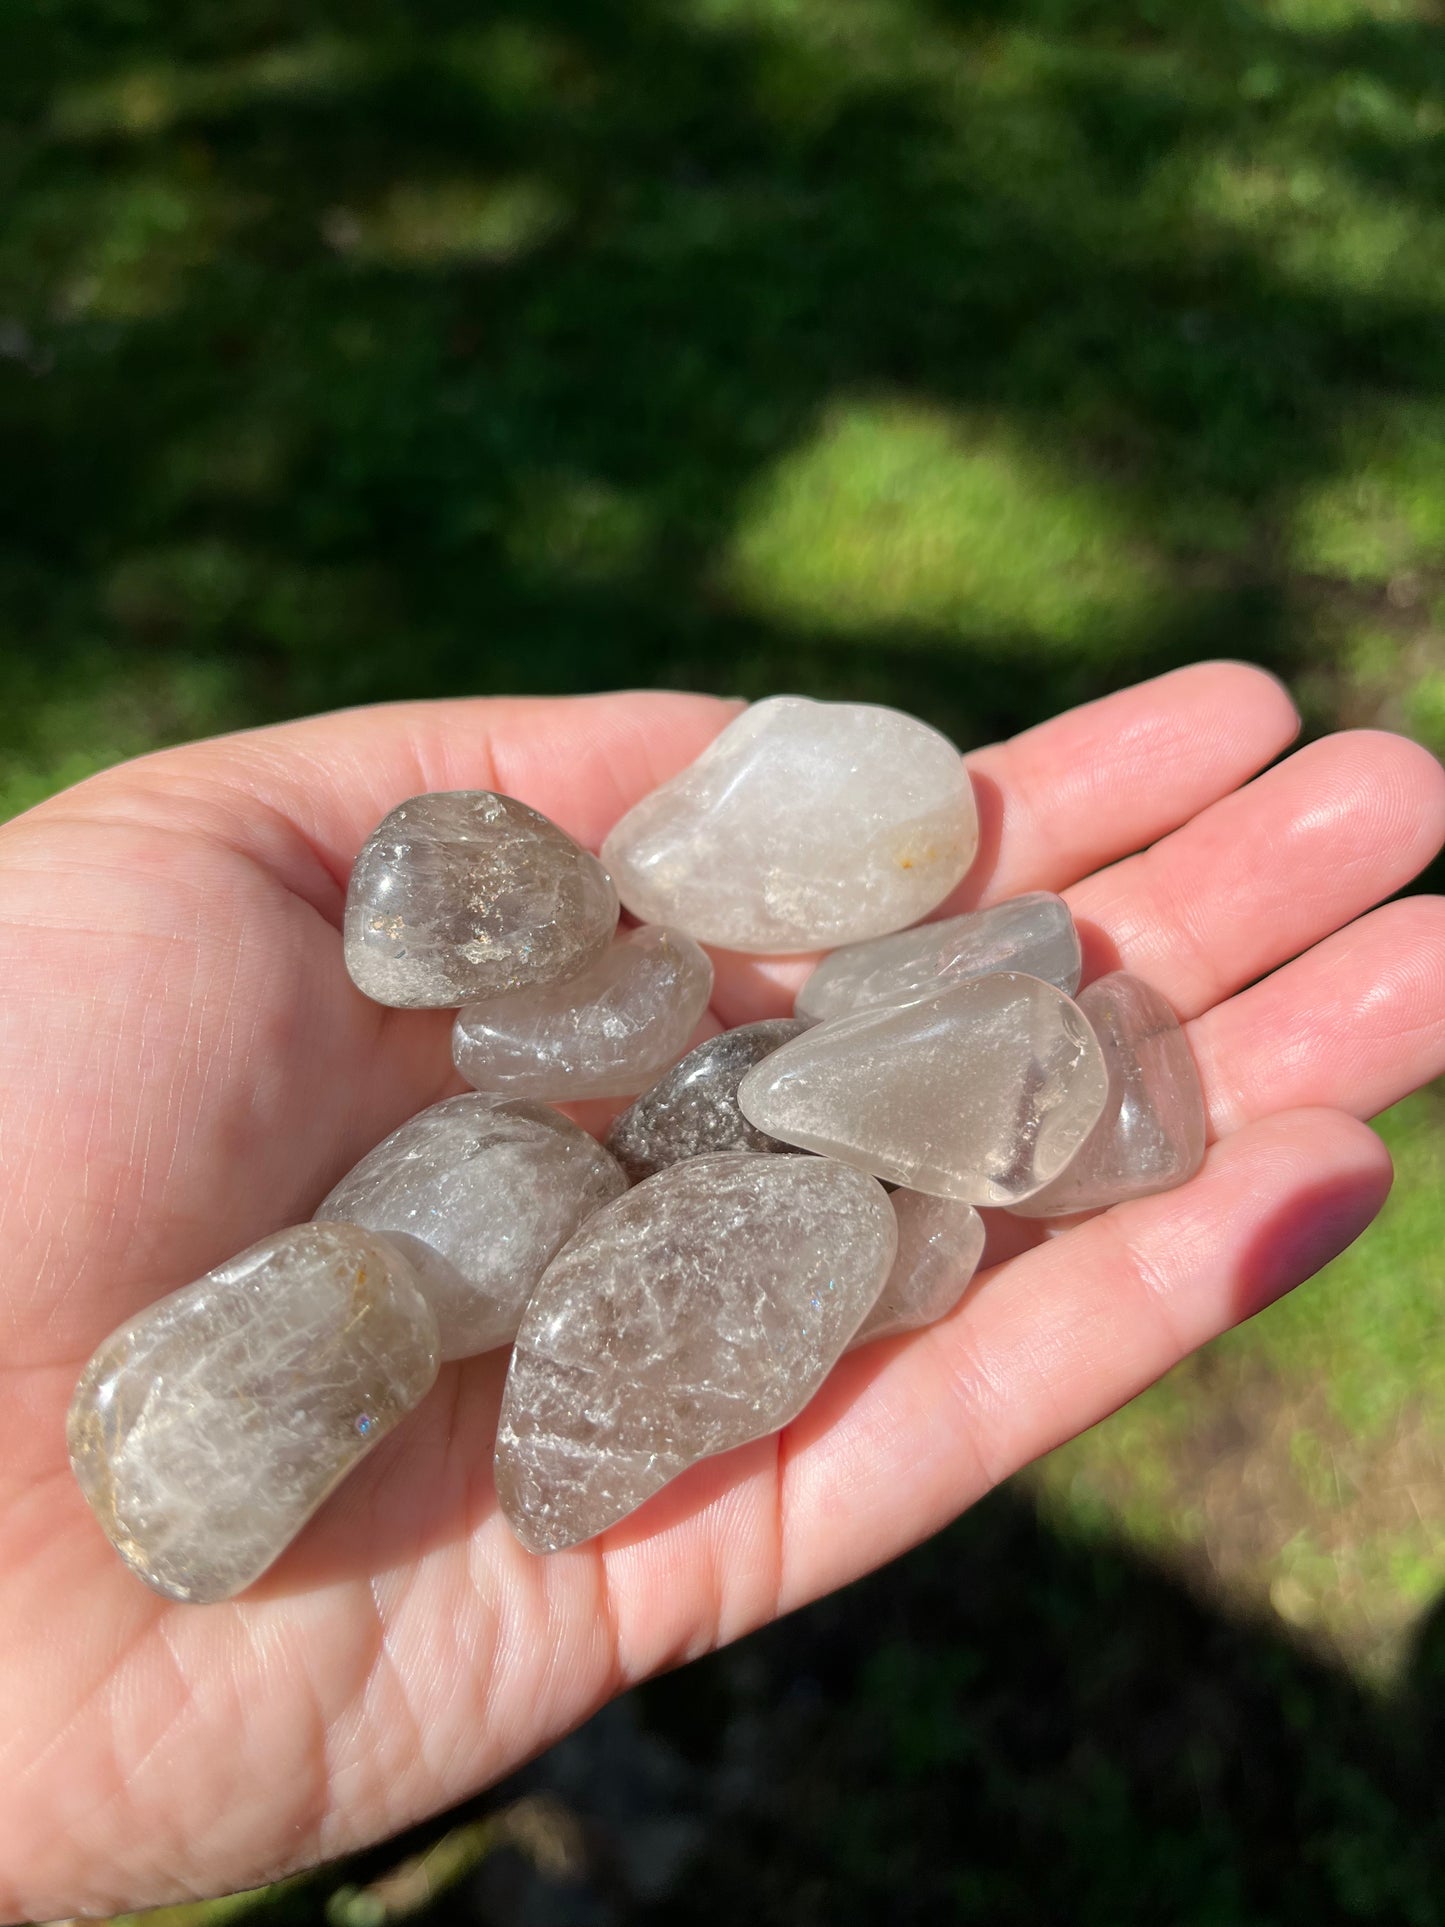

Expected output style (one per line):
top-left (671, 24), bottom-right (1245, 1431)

top-left (2, 667), bottom-right (1443, 1920)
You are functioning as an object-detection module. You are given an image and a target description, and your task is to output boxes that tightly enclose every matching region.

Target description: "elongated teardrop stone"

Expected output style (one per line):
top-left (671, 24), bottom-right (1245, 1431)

top-left (604, 1017), bottom-right (813, 1181)
top-left (797, 892), bottom-right (1080, 1023)
top-left (1011, 972), bottom-right (1206, 1217)
top-left (345, 791), bottom-right (618, 1009)
top-left (68, 1224), bottom-right (439, 1604)
top-left (851, 1193), bottom-right (986, 1348)
top-left (496, 1153), bottom-right (897, 1552)
top-left (317, 1096), bottom-right (627, 1358)
top-left (737, 972), bottom-right (1109, 1205)
top-left (600, 697), bottom-right (978, 953)
top-left (451, 926), bottom-right (713, 1101)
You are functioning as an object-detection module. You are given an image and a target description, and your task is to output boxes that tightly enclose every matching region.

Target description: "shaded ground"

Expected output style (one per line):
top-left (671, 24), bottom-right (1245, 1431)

top-left (8, 0), bottom-right (1445, 1919)
top-left (5, 0), bottom-right (1445, 814)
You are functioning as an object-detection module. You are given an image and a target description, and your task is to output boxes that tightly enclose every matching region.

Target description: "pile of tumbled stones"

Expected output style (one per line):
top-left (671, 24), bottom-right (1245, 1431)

top-left (69, 697), bottom-right (1206, 1602)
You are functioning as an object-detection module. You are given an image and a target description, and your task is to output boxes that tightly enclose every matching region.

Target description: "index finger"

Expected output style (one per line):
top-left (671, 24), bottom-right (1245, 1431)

top-left (24, 690), bottom-right (741, 917)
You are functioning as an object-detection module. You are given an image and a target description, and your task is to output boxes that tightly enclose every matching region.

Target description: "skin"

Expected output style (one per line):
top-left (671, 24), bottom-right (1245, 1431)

top-left (1, 666), bottom-right (1443, 1918)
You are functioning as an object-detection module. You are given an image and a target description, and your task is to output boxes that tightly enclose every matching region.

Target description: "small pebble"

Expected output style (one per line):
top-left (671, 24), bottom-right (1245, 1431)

top-left (345, 790), bottom-right (618, 1009)
top-left (452, 925), bottom-right (713, 1101)
top-left (601, 697), bottom-right (978, 952)
top-left (68, 1224), bottom-right (439, 1603)
top-left (317, 1095), bottom-right (627, 1358)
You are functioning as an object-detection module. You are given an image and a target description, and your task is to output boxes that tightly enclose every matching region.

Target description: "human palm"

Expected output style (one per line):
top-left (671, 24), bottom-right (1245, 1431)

top-left (2, 668), bottom-right (1442, 1920)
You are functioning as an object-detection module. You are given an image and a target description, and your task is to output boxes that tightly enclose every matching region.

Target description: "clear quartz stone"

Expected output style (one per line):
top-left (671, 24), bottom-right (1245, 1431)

top-left (797, 892), bottom-right (1080, 1023)
top-left (737, 971), bottom-right (1110, 1205)
top-left (600, 697), bottom-right (978, 953)
top-left (495, 1153), bottom-right (897, 1552)
top-left (1010, 972), bottom-right (1207, 1216)
top-left (604, 1017), bottom-right (813, 1182)
top-left (316, 1095), bottom-right (627, 1359)
top-left (850, 1192), bottom-right (986, 1348)
top-left (67, 1224), bottom-right (439, 1604)
top-left (451, 925), bottom-right (713, 1102)
top-left (345, 791), bottom-right (618, 1009)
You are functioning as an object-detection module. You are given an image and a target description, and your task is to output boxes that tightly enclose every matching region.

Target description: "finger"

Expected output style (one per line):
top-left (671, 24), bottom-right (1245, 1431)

top-left (1189, 894), bottom-right (1445, 1136)
top-left (27, 691), bottom-right (741, 912)
top-left (963, 658), bottom-right (1300, 904)
top-left (706, 661), bottom-right (1299, 1024)
top-left (762, 1108), bottom-right (1391, 1615)
top-left (1068, 729), bottom-right (1445, 1020)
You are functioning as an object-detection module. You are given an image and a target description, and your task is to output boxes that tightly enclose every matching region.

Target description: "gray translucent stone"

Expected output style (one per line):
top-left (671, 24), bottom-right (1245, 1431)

top-left (604, 1017), bottom-right (813, 1182)
top-left (600, 697), bottom-right (978, 953)
top-left (495, 1153), bottom-right (897, 1552)
top-left (1011, 972), bottom-right (1207, 1217)
top-left (67, 1224), bottom-right (439, 1604)
top-left (451, 925), bottom-right (713, 1101)
top-left (316, 1095), bottom-right (627, 1358)
top-left (345, 791), bottom-right (619, 1009)
top-left (737, 972), bottom-right (1109, 1205)
top-left (851, 1192), bottom-right (986, 1347)
top-left (797, 892), bottom-right (1081, 1023)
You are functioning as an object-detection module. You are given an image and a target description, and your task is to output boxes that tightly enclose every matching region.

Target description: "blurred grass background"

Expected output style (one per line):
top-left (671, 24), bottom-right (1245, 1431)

top-left (6, 0), bottom-right (1445, 1918)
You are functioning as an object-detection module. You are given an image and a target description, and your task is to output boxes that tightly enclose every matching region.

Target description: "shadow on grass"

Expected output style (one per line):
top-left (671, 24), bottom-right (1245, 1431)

top-left (4, 0), bottom-right (1445, 770)
top-left (207, 1488), bottom-right (1445, 1926)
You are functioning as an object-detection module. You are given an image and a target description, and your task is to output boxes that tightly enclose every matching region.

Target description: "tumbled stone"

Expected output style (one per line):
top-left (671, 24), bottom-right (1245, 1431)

top-left (1011, 972), bottom-right (1206, 1217)
top-left (604, 1017), bottom-right (813, 1182)
top-left (316, 1095), bottom-right (627, 1358)
top-left (451, 925), bottom-right (713, 1101)
top-left (737, 972), bottom-right (1109, 1205)
top-left (850, 1192), bottom-right (986, 1347)
top-left (797, 892), bottom-right (1080, 1023)
top-left (68, 1224), bottom-right (439, 1604)
top-left (600, 697), bottom-right (978, 953)
top-left (345, 791), bottom-right (618, 1009)
top-left (495, 1153), bottom-right (897, 1552)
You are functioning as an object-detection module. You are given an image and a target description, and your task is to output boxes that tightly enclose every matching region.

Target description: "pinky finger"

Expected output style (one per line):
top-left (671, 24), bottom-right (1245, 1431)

top-left (772, 1108), bottom-right (1392, 1613)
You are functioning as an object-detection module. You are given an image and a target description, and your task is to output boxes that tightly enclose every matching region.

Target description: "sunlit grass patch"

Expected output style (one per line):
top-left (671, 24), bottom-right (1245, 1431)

top-left (1033, 1091), bottom-right (1445, 1676)
top-left (31, 169), bottom-right (258, 321)
top-left (1184, 149), bottom-right (1445, 303)
top-left (335, 178), bottom-right (569, 268)
top-left (48, 37), bottom-right (366, 141)
top-left (1292, 404), bottom-right (1445, 588)
top-left (0, 652), bottom-right (247, 820)
top-left (728, 399), bottom-right (1166, 654)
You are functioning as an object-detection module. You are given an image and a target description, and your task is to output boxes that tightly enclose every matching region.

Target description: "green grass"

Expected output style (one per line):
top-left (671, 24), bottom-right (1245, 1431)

top-left (5, 0), bottom-right (1445, 1917)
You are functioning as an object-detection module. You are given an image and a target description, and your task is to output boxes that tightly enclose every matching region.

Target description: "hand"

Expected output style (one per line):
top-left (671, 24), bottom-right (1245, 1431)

top-left (2, 668), bottom-right (1442, 1919)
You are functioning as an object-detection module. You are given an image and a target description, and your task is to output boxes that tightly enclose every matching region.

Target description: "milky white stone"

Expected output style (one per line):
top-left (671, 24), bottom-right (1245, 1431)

top-left (604, 1017), bottom-right (813, 1182)
top-left (738, 972), bottom-right (1109, 1205)
top-left (345, 790), bottom-right (618, 1009)
top-left (496, 1153), bottom-right (897, 1552)
top-left (1011, 972), bottom-right (1206, 1216)
top-left (600, 697), bottom-right (978, 953)
top-left (451, 926), bottom-right (713, 1101)
top-left (851, 1192), bottom-right (986, 1347)
top-left (797, 893), bottom-right (1080, 1023)
top-left (68, 1224), bottom-right (439, 1603)
top-left (316, 1095), bottom-right (627, 1358)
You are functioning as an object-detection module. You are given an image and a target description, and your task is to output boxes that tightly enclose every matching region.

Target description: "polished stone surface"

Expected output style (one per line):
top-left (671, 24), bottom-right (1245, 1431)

top-left (345, 791), bottom-right (618, 1009)
top-left (317, 1095), bottom-right (627, 1358)
top-left (851, 1192), bottom-right (986, 1347)
top-left (604, 1017), bottom-right (813, 1182)
top-left (68, 1224), bottom-right (439, 1603)
top-left (797, 892), bottom-right (1080, 1023)
top-left (1011, 972), bottom-right (1206, 1216)
top-left (600, 697), bottom-right (978, 953)
top-left (451, 925), bottom-right (713, 1101)
top-left (737, 972), bottom-right (1109, 1205)
top-left (495, 1153), bottom-right (896, 1552)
